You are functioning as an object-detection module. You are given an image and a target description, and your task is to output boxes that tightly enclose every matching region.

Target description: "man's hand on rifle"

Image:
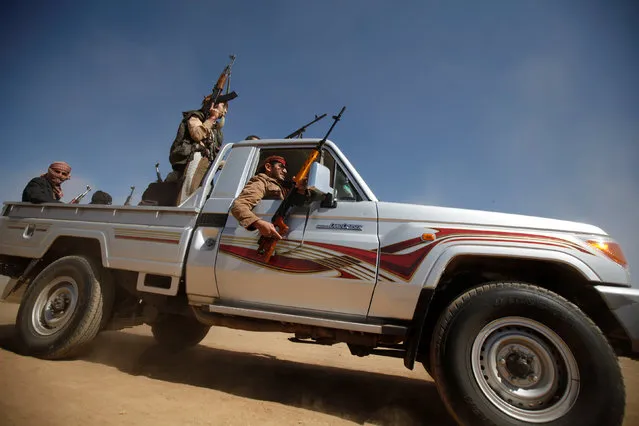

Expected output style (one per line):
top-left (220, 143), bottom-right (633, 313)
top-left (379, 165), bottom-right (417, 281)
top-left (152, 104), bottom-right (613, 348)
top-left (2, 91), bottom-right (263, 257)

top-left (208, 102), bottom-right (227, 122)
top-left (295, 177), bottom-right (308, 194)
top-left (253, 219), bottom-right (282, 240)
top-left (195, 142), bottom-right (211, 158)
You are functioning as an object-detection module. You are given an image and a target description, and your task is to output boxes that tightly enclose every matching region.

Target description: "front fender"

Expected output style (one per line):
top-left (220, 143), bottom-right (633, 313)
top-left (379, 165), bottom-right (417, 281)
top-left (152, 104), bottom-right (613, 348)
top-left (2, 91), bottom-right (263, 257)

top-left (423, 244), bottom-right (601, 288)
top-left (403, 244), bottom-right (601, 370)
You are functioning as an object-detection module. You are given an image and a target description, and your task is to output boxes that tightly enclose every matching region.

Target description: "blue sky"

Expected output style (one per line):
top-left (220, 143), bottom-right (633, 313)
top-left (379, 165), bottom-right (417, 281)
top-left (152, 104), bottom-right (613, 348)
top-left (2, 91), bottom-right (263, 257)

top-left (1, 1), bottom-right (638, 281)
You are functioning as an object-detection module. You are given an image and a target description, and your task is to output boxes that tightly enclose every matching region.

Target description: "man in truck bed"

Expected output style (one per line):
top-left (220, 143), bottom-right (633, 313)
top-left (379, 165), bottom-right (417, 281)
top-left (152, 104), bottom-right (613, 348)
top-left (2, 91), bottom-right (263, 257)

top-left (21, 161), bottom-right (72, 204)
top-left (167, 92), bottom-right (237, 200)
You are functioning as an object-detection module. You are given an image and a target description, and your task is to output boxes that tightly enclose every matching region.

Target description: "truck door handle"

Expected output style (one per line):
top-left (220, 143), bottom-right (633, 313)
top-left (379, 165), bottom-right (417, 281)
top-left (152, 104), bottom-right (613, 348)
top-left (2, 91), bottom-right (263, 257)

top-left (23, 224), bottom-right (36, 239)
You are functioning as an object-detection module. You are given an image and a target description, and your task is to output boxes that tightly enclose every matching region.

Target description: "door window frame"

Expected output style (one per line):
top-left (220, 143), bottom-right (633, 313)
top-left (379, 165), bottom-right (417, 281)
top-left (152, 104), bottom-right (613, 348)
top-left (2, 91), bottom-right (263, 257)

top-left (246, 145), bottom-right (370, 203)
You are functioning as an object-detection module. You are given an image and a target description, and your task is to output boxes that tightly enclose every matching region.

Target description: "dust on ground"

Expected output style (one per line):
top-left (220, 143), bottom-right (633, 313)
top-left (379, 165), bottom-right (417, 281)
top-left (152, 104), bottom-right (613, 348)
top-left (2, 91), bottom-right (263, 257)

top-left (0, 303), bottom-right (638, 426)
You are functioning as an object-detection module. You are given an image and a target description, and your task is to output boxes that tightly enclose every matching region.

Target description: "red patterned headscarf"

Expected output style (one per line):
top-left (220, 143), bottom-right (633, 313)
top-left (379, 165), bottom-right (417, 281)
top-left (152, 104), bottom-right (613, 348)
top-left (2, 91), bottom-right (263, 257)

top-left (42, 161), bottom-right (72, 200)
top-left (258, 155), bottom-right (287, 174)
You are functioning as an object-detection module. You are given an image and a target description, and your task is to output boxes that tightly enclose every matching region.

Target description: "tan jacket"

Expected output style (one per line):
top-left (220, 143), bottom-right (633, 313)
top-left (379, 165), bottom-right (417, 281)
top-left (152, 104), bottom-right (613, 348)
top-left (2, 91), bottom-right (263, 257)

top-left (230, 173), bottom-right (289, 228)
top-left (187, 116), bottom-right (216, 143)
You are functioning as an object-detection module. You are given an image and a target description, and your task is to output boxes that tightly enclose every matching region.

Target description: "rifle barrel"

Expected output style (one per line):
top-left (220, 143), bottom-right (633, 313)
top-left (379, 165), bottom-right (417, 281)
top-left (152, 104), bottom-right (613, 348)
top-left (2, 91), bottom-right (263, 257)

top-left (155, 162), bottom-right (163, 182)
top-left (124, 186), bottom-right (135, 205)
top-left (257, 107), bottom-right (346, 263)
top-left (284, 113), bottom-right (327, 139)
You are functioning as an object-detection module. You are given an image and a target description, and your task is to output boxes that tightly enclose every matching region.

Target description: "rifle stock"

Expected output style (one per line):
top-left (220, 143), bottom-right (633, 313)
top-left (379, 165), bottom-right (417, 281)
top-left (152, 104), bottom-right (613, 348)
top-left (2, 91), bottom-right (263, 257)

top-left (293, 151), bottom-right (320, 184)
top-left (256, 106), bottom-right (346, 263)
top-left (256, 216), bottom-right (289, 260)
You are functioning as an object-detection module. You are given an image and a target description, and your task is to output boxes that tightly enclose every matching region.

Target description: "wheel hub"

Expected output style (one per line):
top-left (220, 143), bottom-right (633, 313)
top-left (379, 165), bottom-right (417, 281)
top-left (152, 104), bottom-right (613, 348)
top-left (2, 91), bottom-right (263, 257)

top-left (31, 276), bottom-right (79, 336)
top-left (498, 345), bottom-right (541, 387)
top-left (471, 316), bottom-right (580, 423)
top-left (49, 293), bottom-right (70, 314)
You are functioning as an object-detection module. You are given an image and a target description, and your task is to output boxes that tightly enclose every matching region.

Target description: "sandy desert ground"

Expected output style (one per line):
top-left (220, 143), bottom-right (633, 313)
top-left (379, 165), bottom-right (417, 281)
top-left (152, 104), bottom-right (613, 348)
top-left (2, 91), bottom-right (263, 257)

top-left (0, 302), bottom-right (638, 426)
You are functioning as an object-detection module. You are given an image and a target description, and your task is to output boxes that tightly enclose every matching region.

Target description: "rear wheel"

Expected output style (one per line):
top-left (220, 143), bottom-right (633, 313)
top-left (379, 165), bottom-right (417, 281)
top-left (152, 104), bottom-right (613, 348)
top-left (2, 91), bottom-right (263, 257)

top-left (151, 314), bottom-right (210, 351)
top-left (16, 256), bottom-right (106, 359)
top-left (429, 282), bottom-right (625, 426)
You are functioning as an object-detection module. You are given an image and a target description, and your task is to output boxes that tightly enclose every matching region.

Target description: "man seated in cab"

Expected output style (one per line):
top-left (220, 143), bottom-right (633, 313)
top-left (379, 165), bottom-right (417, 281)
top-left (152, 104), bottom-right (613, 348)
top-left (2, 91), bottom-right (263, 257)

top-left (230, 155), bottom-right (314, 239)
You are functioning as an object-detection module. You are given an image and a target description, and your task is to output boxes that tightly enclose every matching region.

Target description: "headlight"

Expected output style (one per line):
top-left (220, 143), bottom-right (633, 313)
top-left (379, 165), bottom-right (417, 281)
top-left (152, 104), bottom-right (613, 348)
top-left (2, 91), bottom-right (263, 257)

top-left (586, 239), bottom-right (628, 268)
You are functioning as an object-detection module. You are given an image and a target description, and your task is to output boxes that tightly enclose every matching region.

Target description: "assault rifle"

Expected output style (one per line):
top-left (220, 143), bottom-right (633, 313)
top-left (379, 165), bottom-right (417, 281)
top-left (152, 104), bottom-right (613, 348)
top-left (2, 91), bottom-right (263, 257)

top-left (155, 162), bottom-right (163, 183)
top-left (285, 113), bottom-right (327, 139)
top-left (203, 54), bottom-right (237, 121)
top-left (124, 186), bottom-right (135, 206)
top-left (257, 106), bottom-right (346, 263)
top-left (70, 185), bottom-right (91, 204)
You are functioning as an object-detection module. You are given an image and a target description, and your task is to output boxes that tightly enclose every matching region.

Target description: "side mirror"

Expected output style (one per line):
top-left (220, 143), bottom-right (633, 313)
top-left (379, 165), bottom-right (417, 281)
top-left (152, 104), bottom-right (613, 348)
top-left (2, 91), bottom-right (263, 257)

top-left (320, 192), bottom-right (337, 209)
top-left (307, 162), bottom-right (333, 195)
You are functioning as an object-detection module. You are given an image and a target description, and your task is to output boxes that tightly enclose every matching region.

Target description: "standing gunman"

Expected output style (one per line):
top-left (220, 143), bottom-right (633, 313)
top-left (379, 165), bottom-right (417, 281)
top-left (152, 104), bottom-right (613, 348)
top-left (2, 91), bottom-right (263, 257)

top-left (167, 55), bottom-right (238, 204)
top-left (167, 91), bottom-right (237, 184)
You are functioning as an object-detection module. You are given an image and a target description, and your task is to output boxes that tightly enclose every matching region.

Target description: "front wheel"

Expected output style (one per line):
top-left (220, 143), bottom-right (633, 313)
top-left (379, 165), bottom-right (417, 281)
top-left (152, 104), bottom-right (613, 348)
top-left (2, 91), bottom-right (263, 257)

top-left (429, 282), bottom-right (625, 426)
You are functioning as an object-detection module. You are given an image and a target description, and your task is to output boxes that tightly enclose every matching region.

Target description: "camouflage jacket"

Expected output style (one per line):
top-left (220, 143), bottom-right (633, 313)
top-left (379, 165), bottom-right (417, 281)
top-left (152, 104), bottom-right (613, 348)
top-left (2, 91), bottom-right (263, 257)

top-left (169, 109), bottom-right (223, 167)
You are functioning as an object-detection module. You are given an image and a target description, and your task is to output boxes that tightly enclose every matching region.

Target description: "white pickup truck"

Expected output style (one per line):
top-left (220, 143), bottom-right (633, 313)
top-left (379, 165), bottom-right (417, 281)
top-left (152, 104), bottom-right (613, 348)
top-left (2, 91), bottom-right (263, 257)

top-left (1, 138), bottom-right (637, 426)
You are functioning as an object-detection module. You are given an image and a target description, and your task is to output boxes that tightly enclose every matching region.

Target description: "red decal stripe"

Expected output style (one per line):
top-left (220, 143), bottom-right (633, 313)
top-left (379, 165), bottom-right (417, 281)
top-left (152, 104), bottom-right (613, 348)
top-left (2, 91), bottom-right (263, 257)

top-left (219, 227), bottom-right (591, 282)
top-left (220, 244), bottom-right (330, 274)
top-left (380, 237), bottom-right (425, 254)
top-left (303, 241), bottom-right (379, 265)
top-left (115, 235), bottom-right (180, 245)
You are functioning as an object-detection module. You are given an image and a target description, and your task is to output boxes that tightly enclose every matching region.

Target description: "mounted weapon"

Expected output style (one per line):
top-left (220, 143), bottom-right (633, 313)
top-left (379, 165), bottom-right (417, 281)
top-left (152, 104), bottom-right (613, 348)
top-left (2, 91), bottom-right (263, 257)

top-left (284, 113), bottom-right (327, 139)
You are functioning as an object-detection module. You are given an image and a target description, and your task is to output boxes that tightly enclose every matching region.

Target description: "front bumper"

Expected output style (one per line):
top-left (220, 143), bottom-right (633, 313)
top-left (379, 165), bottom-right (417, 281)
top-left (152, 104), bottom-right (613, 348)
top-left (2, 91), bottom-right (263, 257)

top-left (596, 285), bottom-right (639, 355)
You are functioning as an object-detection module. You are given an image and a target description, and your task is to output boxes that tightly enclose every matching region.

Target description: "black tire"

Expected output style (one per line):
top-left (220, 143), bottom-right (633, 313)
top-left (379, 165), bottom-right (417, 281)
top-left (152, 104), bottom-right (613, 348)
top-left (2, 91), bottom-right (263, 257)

top-left (98, 267), bottom-right (115, 331)
top-left (16, 256), bottom-right (106, 360)
top-left (151, 314), bottom-right (210, 351)
top-left (429, 282), bottom-right (625, 426)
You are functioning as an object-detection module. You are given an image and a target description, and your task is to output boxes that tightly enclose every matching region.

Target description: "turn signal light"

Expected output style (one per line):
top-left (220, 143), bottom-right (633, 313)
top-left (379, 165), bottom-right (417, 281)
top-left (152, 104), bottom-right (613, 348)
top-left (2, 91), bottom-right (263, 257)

top-left (587, 240), bottom-right (628, 268)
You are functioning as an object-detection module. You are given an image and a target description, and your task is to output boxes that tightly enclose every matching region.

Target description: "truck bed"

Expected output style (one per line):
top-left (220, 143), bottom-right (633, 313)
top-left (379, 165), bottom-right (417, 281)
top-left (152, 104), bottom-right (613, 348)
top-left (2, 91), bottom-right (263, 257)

top-left (0, 202), bottom-right (199, 286)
